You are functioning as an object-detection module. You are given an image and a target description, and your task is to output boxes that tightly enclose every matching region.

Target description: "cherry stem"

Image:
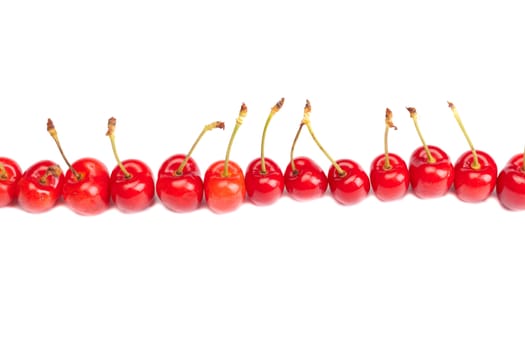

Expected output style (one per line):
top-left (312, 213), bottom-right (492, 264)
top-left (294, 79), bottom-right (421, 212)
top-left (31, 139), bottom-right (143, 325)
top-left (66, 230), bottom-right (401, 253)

top-left (0, 162), bottom-right (6, 179)
top-left (223, 103), bottom-right (247, 177)
top-left (407, 107), bottom-right (435, 164)
top-left (106, 117), bottom-right (131, 178)
top-left (289, 122), bottom-right (304, 174)
top-left (39, 165), bottom-right (61, 185)
top-left (47, 118), bottom-right (81, 180)
top-left (175, 121), bottom-right (225, 176)
top-left (303, 100), bottom-right (346, 176)
top-left (448, 101), bottom-right (480, 170)
top-left (383, 108), bottom-right (397, 170)
top-left (260, 97), bottom-right (285, 174)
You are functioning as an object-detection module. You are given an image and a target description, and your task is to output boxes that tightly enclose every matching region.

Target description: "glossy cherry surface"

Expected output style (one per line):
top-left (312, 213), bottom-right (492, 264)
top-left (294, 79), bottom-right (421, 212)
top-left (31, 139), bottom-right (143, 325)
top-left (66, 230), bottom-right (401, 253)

top-left (0, 157), bottom-right (23, 207)
top-left (284, 156), bottom-right (327, 201)
top-left (156, 155), bottom-right (203, 212)
top-left (496, 153), bottom-right (525, 210)
top-left (409, 145), bottom-right (454, 199)
top-left (62, 157), bottom-right (111, 215)
top-left (370, 153), bottom-right (409, 201)
top-left (204, 160), bottom-right (246, 214)
top-left (110, 159), bottom-right (154, 212)
top-left (245, 157), bottom-right (284, 206)
top-left (454, 150), bottom-right (497, 202)
top-left (328, 159), bottom-right (370, 205)
top-left (17, 160), bottom-right (64, 213)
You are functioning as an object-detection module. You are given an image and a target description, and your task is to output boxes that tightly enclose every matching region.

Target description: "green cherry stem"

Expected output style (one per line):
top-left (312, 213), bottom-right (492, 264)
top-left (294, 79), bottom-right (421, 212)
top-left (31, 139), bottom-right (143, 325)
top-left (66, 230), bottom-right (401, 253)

top-left (106, 117), bottom-right (131, 179)
top-left (223, 103), bottom-right (248, 177)
top-left (302, 99), bottom-right (346, 177)
top-left (407, 107), bottom-right (435, 164)
top-left (448, 101), bottom-right (480, 170)
top-left (383, 108), bottom-right (397, 170)
top-left (289, 104), bottom-right (307, 174)
top-left (260, 97), bottom-right (285, 174)
top-left (47, 118), bottom-right (81, 180)
top-left (175, 121), bottom-right (225, 176)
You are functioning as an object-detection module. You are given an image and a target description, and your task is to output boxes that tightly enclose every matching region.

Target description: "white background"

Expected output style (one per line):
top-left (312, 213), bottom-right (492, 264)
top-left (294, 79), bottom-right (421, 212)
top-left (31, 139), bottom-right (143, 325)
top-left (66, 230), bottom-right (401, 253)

top-left (1, 1), bottom-right (525, 349)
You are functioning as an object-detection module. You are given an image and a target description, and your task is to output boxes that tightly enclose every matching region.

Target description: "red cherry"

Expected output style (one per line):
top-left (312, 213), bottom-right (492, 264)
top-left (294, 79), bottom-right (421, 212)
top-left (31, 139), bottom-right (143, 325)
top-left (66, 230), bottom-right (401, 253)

top-left (454, 150), bottom-right (497, 202)
top-left (245, 98), bottom-right (285, 206)
top-left (448, 102), bottom-right (497, 202)
top-left (204, 160), bottom-right (246, 214)
top-left (157, 155), bottom-right (203, 212)
top-left (497, 152), bottom-right (525, 211)
top-left (0, 157), bottom-right (23, 207)
top-left (204, 103), bottom-right (247, 214)
top-left (156, 121), bottom-right (224, 212)
top-left (17, 160), bottom-right (64, 213)
top-left (409, 145), bottom-right (454, 198)
top-left (328, 159), bottom-right (370, 205)
top-left (48, 119), bottom-right (110, 215)
top-left (62, 157), bottom-right (111, 215)
top-left (370, 153), bottom-right (409, 201)
top-left (106, 117), bottom-right (154, 212)
top-left (370, 108), bottom-right (409, 201)
top-left (407, 107), bottom-right (454, 198)
top-left (284, 156), bottom-right (327, 200)
top-left (110, 159), bottom-right (154, 212)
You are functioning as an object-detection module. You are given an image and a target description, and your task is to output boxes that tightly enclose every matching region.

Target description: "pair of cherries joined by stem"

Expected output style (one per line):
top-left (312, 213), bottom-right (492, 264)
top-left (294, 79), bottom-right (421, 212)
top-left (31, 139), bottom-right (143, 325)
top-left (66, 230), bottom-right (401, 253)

top-left (284, 100), bottom-right (370, 205)
top-left (20, 118), bottom-right (155, 215)
top-left (405, 103), bottom-right (497, 202)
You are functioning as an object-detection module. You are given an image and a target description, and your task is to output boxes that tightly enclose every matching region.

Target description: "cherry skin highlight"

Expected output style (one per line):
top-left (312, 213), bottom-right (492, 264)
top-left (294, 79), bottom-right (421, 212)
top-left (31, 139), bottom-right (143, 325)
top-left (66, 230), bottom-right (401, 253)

top-left (328, 159), bottom-right (370, 205)
top-left (0, 157), bottom-right (23, 207)
top-left (156, 155), bottom-right (203, 212)
top-left (110, 159), bottom-right (154, 213)
top-left (284, 156), bottom-right (328, 201)
top-left (370, 153), bottom-right (409, 201)
top-left (62, 157), bottom-right (111, 216)
top-left (17, 160), bottom-right (64, 213)
top-left (497, 153), bottom-right (525, 211)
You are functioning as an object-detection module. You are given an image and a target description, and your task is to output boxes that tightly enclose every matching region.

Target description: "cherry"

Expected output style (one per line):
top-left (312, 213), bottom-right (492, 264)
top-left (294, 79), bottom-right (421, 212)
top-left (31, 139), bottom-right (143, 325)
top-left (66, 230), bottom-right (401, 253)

top-left (106, 117), bottom-right (155, 213)
top-left (156, 120), bottom-right (224, 212)
top-left (370, 108), bottom-right (409, 201)
top-left (448, 102), bottom-right (497, 202)
top-left (245, 97), bottom-right (285, 206)
top-left (0, 157), bottom-right (23, 207)
top-left (407, 107), bottom-right (454, 198)
top-left (17, 160), bottom-right (64, 213)
top-left (48, 118), bottom-right (111, 215)
top-left (302, 100), bottom-right (370, 205)
top-left (496, 149), bottom-right (525, 211)
top-left (284, 101), bottom-right (328, 201)
top-left (204, 103), bottom-right (247, 214)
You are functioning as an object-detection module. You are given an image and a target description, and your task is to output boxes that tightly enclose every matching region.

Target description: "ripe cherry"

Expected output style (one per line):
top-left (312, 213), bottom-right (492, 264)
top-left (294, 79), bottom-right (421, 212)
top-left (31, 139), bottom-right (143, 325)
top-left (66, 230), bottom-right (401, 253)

top-left (156, 120), bottom-right (224, 212)
top-left (17, 161), bottom-right (64, 213)
top-left (407, 107), bottom-right (454, 199)
top-left (204, 103), bottom-right (247, 214)
top-left (48, 118), bottom-right (110, 215)
top-left (106, 117), bottom-right (155, 213)
top-left (245, 98), bottom-right (285, 206)
top-left (448, 102), bottom-right (497, 202)
top-left (496, 148), bottom-right (525, 211)
top-left (370, 108), bottom-right (409, 201)
top-left (302, 100), bottom-right (369, 205)
top-left (0, 157), bottom-right (23, 207)
top-left (284, 101), bottom-right (327, 201)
